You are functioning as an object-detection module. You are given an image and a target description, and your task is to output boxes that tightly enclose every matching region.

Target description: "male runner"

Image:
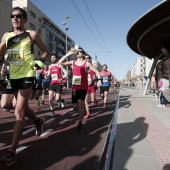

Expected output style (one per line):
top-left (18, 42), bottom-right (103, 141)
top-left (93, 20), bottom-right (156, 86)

top-left (48, 54), bottom-right (67, 117)
top-left (58, 48), bottom-right (101, 132)
top-left (100, 64), bottom-right (113, 108)
top-left (0, 7), bottom-right (48, 166)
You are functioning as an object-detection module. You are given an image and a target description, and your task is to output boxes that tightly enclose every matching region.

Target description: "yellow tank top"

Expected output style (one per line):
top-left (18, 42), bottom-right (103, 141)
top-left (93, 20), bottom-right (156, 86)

top-left (6, 30), bottom-right (35, 79)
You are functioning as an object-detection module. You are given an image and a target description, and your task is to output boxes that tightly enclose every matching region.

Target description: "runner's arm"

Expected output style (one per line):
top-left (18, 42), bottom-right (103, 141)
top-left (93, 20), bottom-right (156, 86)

top-left (58, 51), bottom-right (74, 66)
top-left (30, 31), bottom-right (48, 61)
top-left (0, 32), bottom-right (8, 61)
top-left (60, 64), bottom-right (68, 78)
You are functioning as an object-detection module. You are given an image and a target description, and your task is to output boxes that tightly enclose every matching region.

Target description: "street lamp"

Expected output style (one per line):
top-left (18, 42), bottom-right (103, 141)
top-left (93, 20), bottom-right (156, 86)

top-left (62, 16), bottom-right (70, 89)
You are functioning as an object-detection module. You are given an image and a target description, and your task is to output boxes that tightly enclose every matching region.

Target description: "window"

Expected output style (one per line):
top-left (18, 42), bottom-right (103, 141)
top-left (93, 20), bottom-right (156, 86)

top-left (38, 29), bottom-right (41, 34)
top-left (38, 51), bottom-right (41, 56)
top-left (30, 23), bottom-right (35, 30)
top-left (30, 10), bottom-right (36, 19)
top-left (39, 18), bottom-right (41, 23)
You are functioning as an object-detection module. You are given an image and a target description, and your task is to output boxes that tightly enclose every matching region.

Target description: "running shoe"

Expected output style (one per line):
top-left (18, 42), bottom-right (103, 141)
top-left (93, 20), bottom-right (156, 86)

top-left (41, 101), bottom-right (44, 105)
top-left (35, 117), bottom-right (45, 136)
top-left (0, 148), bottom-right (16, 166)
top-left (3, 109), bottom-right (10, 112)
top-left (77, 122), bottom-right (83, 133)
top-left (84, 113), bottom-right (91, 119)
top-left (50, 110), bottom-right (55, 117)
top-left (103, 104), bottom-right (106, 108)
top-left (61, 102), bottom-right (65, 108)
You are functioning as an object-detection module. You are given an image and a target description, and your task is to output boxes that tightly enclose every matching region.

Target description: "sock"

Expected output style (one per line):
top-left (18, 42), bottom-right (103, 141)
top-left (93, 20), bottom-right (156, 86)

top-left (36, 99), bottom-right (40, 108)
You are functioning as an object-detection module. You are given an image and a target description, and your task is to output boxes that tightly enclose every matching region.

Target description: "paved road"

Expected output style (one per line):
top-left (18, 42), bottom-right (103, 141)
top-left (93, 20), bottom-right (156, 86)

top-left (0, 88), bottom-right (119, 170)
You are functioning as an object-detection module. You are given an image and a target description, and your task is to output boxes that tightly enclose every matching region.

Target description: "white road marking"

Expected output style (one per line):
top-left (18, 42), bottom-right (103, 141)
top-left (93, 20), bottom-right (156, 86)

top-left (40, 129), bottom-right (53, 137)
top-left (71, 113), bottom-right (78, 116)
top-left (44, 118), bottom-right (55, 124)
top-left (0, 143), bottom-right (5, 147)
top-left (22, 127), bottom-right (36, 135)
top-left (16, 146), bottom-right (28, 154)
top-left (70, 108), bottom-right (73, 111)
top-left (60, 112), bottom-right (67, 115)
top-left (59, 119), bottom-right (68, 124)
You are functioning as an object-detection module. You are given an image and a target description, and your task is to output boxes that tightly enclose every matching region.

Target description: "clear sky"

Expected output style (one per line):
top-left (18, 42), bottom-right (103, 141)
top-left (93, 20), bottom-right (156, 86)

top-left (30, 0), bottom-right (161, 80)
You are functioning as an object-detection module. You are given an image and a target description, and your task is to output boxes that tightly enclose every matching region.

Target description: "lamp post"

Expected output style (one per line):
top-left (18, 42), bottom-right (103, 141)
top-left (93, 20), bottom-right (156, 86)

top-left (62, 16), bottom-right (70, 89)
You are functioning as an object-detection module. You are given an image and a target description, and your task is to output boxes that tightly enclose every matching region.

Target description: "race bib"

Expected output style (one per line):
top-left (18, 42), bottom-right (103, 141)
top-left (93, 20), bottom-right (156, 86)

top-left (103, 76), bottom-right (108, 83)
top-left (88, 74), bottom-right (91, 81)
top-left (72, 76), bottom-right (81, 85)
top-left (51, 74), bottom-right (58, 80)
top-left (8, 49), bottom-right (24, 65)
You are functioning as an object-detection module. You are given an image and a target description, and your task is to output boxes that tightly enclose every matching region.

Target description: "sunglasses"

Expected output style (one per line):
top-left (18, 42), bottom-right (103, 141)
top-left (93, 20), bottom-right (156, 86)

top-left (10, 14), bottom-right (24, 19)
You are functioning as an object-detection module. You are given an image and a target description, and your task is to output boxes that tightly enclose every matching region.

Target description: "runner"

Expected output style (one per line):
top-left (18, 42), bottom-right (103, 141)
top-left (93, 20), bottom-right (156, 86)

top-left (58, 47), bottom-right (101, 132)
top-left (0, 7), bottom-right (48, 166)
top-left (30, 60), bottom-right (44, 113)
top-left (100, 64), bottom-right (113, 108)
top-left (48, 54), bottom-right (67, 117)
top-left (0, 55), bottom-right (16, 111)
top-left (41, 65), bottom-right (50, 104)
top-left (84, 55), bottom-right (99, 119)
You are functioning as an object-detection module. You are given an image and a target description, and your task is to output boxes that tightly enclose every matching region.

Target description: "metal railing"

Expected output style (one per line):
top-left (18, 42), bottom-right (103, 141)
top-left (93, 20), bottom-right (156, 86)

top-left (97, 95), bottom-right (119, 170)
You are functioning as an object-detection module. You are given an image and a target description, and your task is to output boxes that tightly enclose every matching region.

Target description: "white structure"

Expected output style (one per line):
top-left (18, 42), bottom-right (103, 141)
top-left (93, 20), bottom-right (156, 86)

top-left (131, 56), bottom-right (154, 79)
top-left (0, 0), bottom-right (75, 64)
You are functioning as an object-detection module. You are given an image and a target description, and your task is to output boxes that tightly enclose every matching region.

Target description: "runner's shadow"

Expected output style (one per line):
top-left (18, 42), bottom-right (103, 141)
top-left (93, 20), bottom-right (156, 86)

top-left (113, 117), bottom-right (148, 170)
top-left (163, 164), bottom-right (170, 170)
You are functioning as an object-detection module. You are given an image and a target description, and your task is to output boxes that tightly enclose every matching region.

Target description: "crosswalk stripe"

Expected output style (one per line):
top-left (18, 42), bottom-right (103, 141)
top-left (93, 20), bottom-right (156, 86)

top-left (60, 112), bottom-right (67, 115)
top-left (40, 129), bottom-right (53, 137)
top-left (22, 127), bottom-right (36, 135)
top-left (71, 113), bottom-right (78, 116)
top-left (59, 119), bottom-right (68, 124)
top-left (45, 118), bottom-right (55, 124)
top-left (16, 146), bottom-right (28, 154)
top-left (0, 143), bottom-right (5, 147)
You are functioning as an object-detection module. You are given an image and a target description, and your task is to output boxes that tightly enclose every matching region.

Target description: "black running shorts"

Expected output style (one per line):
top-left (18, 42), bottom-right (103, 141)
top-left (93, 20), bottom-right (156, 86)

top-left (72, 89), bottom-right (87, 103)
top-left (10, 77), bottom-right (34, 91)
top-left (49, 83), bottom-right (62, 94)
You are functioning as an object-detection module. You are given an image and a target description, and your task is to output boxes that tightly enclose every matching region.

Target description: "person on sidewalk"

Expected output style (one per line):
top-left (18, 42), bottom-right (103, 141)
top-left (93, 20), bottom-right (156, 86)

top-left (84, 55), bottom-right (99, 119)
top-left (48, 54), bottom-right (68, 117)
top-left (157, 73), bottom-right (169, 107)
top-left (58, 47), bottom-right (101, 132)
top-left (100, 64), bottom-right (113, 108)
top-left (0, 7), bottom-right (48, 166)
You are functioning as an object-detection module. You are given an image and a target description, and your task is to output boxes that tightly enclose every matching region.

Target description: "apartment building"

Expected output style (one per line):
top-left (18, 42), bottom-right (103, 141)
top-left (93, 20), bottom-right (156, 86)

top-left (0, 0), bottom-right (75, 64)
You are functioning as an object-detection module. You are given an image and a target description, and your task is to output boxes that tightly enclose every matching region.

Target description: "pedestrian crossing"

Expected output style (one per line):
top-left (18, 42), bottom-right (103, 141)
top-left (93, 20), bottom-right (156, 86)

top-left (0, 111), bottom-right (79, 154)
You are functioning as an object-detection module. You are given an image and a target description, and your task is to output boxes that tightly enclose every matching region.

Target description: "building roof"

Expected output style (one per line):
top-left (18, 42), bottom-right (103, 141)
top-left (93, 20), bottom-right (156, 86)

top-left (127, 0), bottom-right (170, 59)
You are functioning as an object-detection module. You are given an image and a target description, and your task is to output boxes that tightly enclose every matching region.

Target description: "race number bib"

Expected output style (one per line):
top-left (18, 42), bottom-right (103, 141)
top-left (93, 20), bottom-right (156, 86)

top-left (88, 74), bottom-right (91, 81)
top-left (8, 49), bottom-right (24, 65)
top-left (51, 74), bottom-right (58, 80)
top-left (103, 76), bottom-right (108, 83)
top-left (72, 76), bottom-right (81, 85)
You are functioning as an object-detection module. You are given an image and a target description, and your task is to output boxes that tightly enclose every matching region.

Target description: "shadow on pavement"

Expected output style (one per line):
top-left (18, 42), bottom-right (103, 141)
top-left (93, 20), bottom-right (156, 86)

top-left (113, 117), bottom-right (148, 170)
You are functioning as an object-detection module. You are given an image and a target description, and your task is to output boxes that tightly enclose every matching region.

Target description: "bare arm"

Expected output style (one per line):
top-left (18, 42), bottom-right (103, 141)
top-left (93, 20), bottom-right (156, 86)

top-left (30, 31), bottom-right (48, 60)
top-left (0, 32), bottom-right (8, 61)
top-left (87, 62), bottom-right (101, 79)
top-left (58, 51), bottom-right (74, 66)
top-left (59, 64), bottom-right (68, 78)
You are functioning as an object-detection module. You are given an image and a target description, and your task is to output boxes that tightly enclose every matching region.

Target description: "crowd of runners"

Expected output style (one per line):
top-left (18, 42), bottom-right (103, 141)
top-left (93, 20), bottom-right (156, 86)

top-left (0, 7), bottom-right (114, 166)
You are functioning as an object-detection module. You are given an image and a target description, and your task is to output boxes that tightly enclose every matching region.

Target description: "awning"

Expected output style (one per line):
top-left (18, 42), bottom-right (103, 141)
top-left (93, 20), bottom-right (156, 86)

top-left (127, 0), bottom-right (170, 59)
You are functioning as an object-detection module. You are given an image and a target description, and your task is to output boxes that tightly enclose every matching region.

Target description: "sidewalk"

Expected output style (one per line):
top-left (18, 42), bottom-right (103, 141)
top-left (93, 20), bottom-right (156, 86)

top-left (113, 87), bottom-right (170, 170)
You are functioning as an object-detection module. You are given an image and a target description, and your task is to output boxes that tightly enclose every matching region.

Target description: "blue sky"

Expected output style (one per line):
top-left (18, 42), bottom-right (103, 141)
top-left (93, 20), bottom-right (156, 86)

top-left (30, 0), bottom-right (161, 80)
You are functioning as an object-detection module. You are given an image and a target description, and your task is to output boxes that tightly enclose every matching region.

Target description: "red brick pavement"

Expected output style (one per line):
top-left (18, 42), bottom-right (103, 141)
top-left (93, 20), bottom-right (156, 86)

top-left (125, 89), bottom-right (170, 169)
